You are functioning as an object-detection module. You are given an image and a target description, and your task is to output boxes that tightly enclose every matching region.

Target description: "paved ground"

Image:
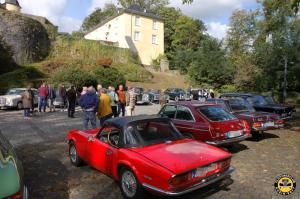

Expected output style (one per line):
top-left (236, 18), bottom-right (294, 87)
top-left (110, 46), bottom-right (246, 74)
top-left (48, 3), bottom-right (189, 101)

top-left (0, 104), bottom-right (300, 199)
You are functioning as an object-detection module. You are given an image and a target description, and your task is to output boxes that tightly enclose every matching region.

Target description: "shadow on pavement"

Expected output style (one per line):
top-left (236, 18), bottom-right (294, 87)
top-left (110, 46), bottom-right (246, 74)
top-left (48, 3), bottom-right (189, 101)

top-left (247, 132), bottom-right (280, 142)
top-left (17, 143), bottom-right (69, 199)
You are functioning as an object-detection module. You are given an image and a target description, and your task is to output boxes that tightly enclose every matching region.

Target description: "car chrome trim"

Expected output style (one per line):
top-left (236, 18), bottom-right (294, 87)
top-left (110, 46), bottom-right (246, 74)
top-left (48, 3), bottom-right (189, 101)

top-left (205, 134), bottom-right (251, 146)
top-left (23, 185), bottom-right (29, 199)
top-left (142, 166), bottom-right (235, 196)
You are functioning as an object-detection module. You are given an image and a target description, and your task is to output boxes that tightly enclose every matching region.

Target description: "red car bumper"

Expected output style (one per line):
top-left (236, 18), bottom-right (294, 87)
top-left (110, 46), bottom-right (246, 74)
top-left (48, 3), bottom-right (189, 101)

top-left (205, 134), bottom-right (251, 146)
top-left (142, 166), bottom-right (235, 196)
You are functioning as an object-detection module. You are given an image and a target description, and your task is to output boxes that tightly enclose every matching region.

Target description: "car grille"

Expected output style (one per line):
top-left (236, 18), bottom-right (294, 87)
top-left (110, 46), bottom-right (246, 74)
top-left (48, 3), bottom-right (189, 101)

top-left (0, 98), bottom-right (6, 105)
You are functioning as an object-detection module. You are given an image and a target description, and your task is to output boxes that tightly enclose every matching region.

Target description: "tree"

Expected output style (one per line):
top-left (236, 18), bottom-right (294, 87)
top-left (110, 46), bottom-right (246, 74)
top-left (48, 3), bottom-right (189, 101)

top-left (171, 16), bottom-right (206, 51)
top-left (187, 37), bottom-right (234, 88)
top-left (81, 3), bottom-right (118, 32)
top-left (0, 35), bottom-right (16, 74)
top-left (117, 0), bottom-right (169, 10)
top-left (153, 7), bottom-right (182, 53)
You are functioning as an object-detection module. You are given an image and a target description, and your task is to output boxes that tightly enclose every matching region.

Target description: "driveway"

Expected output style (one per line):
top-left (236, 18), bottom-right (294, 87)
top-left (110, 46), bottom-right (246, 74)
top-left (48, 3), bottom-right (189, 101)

top-left (0, 105), bottom-right (299, 199)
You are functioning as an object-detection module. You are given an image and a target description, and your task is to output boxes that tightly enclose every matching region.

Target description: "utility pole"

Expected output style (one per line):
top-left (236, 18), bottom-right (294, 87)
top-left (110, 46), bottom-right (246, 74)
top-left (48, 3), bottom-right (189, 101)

top-left (283, 56), bottom-right (288, 104)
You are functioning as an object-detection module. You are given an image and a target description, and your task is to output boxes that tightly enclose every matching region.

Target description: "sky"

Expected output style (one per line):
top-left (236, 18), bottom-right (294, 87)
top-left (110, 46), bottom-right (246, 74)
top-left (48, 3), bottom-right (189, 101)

top-left (0, 0), bottom-right (258, 39)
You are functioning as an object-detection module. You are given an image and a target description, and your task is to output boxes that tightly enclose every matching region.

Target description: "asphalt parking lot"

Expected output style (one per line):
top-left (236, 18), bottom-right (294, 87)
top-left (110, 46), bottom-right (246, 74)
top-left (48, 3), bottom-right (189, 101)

top-left (0, 104), bottom-right (300, 199)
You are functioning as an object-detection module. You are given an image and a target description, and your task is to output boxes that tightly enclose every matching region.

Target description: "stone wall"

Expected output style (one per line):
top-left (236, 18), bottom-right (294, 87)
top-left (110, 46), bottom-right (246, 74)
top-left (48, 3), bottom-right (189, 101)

top-left (0, 9), bottom-right (51, 65)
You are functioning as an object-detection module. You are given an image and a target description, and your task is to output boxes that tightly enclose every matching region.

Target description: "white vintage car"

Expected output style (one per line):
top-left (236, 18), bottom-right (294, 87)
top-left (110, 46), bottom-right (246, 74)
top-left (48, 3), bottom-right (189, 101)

top-left (0, 88), bottom-right (39, 109)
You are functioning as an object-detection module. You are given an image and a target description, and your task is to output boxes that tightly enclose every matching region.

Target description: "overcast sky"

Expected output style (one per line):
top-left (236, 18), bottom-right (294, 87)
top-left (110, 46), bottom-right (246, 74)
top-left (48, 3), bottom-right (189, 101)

top-left (0, 0), bottom-right (258, 39)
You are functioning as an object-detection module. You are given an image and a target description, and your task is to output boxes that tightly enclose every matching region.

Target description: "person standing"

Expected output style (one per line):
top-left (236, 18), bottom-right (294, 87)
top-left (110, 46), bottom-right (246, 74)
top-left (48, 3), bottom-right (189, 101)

top-left (21, 87), bottom-right (33, 119)
top-left (159, 89), bottom-right (168, 107)
top-left (117, 85), bottom-right (126, 117)
top-left (59, 85), bottom-right (67, 111)
top-left (97, 89), bottom-right (113, 127)
top-left (97, 84), bottom-right (102, 95)
top-left (209, 89), bottom-right (215, 99)
top-left (79, 86), bottom-right (99, 130)
top-left (125, 86), bottom-right (136, 116)
top-left (28, 87), bottom-right (35, 115)
top-left (108, 86), bottom-right (119, 118)
top-left (67, 86), bottom-right (77, 118)
top-left (48, 84), bottom-right (56, 112)
top-left (38, 83), bottom-right (48, 112)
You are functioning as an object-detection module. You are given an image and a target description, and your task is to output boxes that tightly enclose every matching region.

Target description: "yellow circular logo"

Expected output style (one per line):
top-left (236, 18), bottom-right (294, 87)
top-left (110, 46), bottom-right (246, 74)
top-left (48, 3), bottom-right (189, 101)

top-left (274, 174), bottom-right (296, 195)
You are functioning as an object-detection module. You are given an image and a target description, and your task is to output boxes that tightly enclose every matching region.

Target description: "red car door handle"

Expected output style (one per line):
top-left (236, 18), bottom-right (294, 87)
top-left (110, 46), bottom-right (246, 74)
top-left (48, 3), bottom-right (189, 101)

top-left (106, 150), bottom-right (112, 155)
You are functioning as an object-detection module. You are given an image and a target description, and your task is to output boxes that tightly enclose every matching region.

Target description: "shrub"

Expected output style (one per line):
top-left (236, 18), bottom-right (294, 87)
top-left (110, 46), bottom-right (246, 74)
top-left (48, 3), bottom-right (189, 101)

top-left (113, 63), bottom-right (153, 82)
top-left (93, 66), bottom-right (126, 88)
top-left (51, 67), bottom-right (97, 89)
top-left (219, 85), bottom-right (237, 93)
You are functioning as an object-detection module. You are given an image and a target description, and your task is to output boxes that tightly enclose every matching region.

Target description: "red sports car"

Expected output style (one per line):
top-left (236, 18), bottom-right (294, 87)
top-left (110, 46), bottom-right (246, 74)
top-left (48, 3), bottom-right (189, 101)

top-left (67, 115), bottom-right (234, 198)
top-left (159, 101), bottom-right (251, 146)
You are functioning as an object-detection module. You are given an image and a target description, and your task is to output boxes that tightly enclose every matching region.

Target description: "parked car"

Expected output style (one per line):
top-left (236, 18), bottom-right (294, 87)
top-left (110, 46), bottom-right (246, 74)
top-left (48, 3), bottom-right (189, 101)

top-left (67, 115), bottom-right (234, 198)
top-left (206, 98), bottom-right (284, 133)
top-left (220, 93), bottom-right (296, 119)
top-left (159, 101), bottom-right (251, 146)
top-left (133, 87), bottom-right (150, 105)
top-left (146, 89), bottom-right (161, 103)
top-left (0, 88), bottom-right (38, 110)
top-left (164, 88), bottom-right (191, 101)
top-left (0, 131), bottom-right (28, 199)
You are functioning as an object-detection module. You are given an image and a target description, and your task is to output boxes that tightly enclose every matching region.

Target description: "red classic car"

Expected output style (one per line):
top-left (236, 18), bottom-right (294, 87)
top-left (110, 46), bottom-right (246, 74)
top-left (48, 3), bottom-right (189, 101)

top-left (67, 115), bottom-right (234, 198)
top-left (206, 98), bottom-right (284, 133)
top-left (159, 101), bottom-right (251, 146)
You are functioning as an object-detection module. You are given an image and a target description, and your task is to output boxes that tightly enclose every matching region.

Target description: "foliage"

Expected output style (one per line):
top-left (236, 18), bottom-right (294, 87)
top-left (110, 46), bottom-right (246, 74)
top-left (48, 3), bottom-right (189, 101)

top-left (51, 66), bottom-right (98, 89)
top-left (0, 67), bottom-right (46, 94)
top-left (93, 66), bottom-right (126, 88)
top-left (171, 16), bottom-right (206, 51)
top-left (81, 3), bottom-right (118, 32)
top-left (187, 37), bottom-right (234, 88)
top-left (71, 31), bottom-right (85, 38)
top-left (219, 85), bottom-right (237, 93)
top-left (113, 63), bottom-right (153, 82)
top-left (151, 54), bottom-right (167, 71)
top-left (153, 7), bottom-right (182, 53)
top-left (117, 0), bottom-right (169, 10)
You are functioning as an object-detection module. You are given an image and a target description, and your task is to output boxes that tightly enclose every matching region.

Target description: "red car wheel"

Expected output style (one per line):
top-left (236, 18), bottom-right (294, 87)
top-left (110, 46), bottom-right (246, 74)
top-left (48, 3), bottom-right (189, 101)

top-left (69, 141), bottom-right (84, 167)
top-left (119, 167), bottom-right (144, 199)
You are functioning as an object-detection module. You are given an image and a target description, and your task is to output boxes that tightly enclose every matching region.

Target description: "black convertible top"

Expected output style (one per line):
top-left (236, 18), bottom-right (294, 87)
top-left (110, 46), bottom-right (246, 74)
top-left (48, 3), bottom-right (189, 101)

top-left (104, 115), bottom-right (170, 129)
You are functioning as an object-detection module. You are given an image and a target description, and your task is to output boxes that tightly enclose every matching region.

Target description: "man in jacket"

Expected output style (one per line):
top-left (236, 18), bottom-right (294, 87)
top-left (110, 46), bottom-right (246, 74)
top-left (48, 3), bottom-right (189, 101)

top-left (125, 86), bottom-right (136, 116)
top-left (21, 87), bottom-right (33, 119)
top-left (48, 84), bottom-right (56, 112)
top-left (38, 83), bottom-right (48, 112)
top-left (117, 85), bottom-right (126, 117)
top-left (79, 86), bottom-right (99, 130)
top-left (67, 86), bottom-right (77, 118)
top-left (97, 89), bottom-right (113, 127)
top-left (108, 86), bottom-right (119, 118)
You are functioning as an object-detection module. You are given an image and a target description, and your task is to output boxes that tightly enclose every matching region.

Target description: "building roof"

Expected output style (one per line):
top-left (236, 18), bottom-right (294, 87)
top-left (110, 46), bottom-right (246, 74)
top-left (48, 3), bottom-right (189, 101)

top-left (4, 0), bottom-right (21, 7)
top-left (85, 5), bottom-right (163, 35)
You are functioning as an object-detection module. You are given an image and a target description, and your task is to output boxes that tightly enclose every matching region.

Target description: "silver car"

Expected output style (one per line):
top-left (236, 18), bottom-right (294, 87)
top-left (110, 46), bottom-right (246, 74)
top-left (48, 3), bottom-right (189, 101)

top-left (0, 88), bottom-right (38, 109)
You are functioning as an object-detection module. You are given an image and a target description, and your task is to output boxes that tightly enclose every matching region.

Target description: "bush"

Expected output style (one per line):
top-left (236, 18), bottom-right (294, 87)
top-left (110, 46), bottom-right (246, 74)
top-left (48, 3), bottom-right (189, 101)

top-left (51, 67), bottom-right (97, 89)
top-left (113, 63), bottom-right (152, 82)
top-left (93, 66), bottom-right (126, 88)
top-left (219, 84), bottom-right (237, 94)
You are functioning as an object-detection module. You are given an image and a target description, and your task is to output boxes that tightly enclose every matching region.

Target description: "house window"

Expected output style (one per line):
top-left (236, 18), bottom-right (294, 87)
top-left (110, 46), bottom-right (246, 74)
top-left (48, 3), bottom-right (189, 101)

top-left (153, 20), bottom-right (158, 30)
top-left (152, 35), bottom-right (158, 44)
top-left (135, 16), bottom-right (141, 26)
top-left (134, 31), bottom-right (141, 41)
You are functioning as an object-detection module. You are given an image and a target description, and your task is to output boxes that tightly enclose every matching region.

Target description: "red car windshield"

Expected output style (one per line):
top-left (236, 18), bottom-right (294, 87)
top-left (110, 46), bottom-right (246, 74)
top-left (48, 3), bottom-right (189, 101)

top-left (125, 121), bottom-right (183, 147)
top-left (198, 106), bottom-right (236, 122)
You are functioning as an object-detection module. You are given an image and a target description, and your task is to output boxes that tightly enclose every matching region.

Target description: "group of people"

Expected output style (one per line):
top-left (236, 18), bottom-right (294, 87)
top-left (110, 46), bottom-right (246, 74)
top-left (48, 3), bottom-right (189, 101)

top-left (79, 84), bottom-right (137, 130)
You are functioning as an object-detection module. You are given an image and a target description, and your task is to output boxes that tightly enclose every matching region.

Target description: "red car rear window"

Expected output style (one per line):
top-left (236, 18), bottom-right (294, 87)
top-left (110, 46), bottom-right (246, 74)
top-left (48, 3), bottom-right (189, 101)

top-left (198, 106), bottom-right (236, 122)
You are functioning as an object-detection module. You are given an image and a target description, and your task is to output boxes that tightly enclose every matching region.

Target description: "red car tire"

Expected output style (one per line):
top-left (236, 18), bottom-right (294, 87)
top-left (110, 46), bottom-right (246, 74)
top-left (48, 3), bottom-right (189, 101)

top-left (119, 167), bottom-right (145, 199)
top-left (69, 141), bottom-right (84, 167)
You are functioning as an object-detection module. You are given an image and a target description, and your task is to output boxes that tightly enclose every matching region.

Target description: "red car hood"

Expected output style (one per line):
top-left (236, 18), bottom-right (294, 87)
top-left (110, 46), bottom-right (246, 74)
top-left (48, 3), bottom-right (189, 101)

top-left (130, 139), bottom-right (231, 174)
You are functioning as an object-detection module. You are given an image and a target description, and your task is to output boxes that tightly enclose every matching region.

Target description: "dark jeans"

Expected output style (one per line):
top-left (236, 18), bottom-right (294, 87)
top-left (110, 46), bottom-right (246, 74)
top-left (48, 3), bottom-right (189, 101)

top-left (111, 106), bottom-right (118, 118)
top-left (39, 96), bottom-right (47, 112)
top-left (83, 111), bottom-right (96, 130)
top-left (68, 100), bottom-right (76, 117)
top-left (118, 103), bottom-right (125, 117)
top-left (23, 108), bottom-right (30, 117)
top-left (99, 114), bottom-right (113, 127)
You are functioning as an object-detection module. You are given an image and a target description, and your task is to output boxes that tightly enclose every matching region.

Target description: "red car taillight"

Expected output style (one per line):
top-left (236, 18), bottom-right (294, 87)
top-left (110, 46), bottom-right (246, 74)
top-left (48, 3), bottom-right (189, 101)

top-left (240, 120), bottom-right (251, 134)
top-left (275, 119), bottom-right (284, 125)
top-left (252, 122), bottom-right (262, 129)
top-left (7, 191), bottom-right (23, 199)
top-left (169, 172), bottom-right (192, 187)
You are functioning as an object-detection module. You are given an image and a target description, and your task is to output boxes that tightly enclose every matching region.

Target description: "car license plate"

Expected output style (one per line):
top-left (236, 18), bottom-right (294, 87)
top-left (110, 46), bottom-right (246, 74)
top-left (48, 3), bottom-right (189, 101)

top-left (227, 130), bottom-right (242, 138)
top-left (264, 121), bottom-right (274, 127)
